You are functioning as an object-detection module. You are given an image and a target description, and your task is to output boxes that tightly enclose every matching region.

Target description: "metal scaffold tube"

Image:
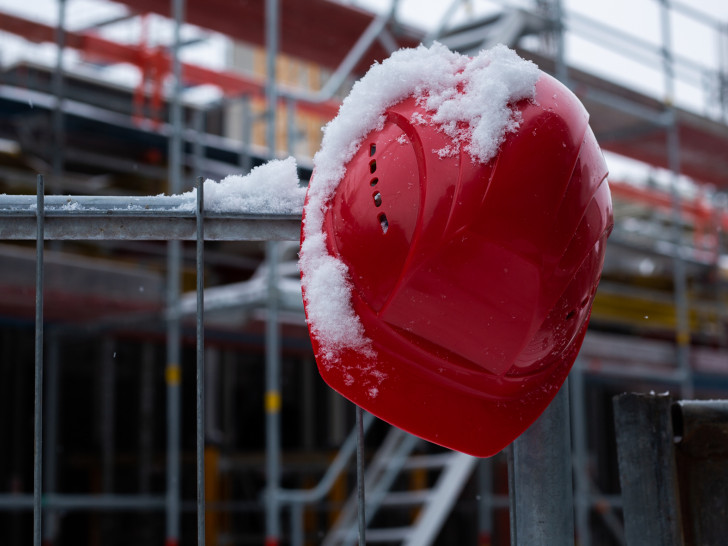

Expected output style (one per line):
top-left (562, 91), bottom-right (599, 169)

top-left (659, 0), bottom-right (694, 399)
top-left (0, 194), bottom-right (301, 241)
top-left (264, 0), bottom-right (282, 545)
top-left (509, 383), bottom-right (574, 546)
top-left (196, 177), bottom-right (206, 546)
top-left (166, 0), bottom-right (186, 543)
top-left (33, 175), bottom-right (45, 546)
top-left (51, 0), bottom-right (67, 188)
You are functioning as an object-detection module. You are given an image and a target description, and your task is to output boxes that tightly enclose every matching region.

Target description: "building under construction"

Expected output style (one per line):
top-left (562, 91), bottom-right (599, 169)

top-left (0, 0), bottom-right (727, 545)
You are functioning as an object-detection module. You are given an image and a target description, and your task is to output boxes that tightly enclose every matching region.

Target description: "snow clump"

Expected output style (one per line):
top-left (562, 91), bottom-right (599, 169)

top-left (181, 156), bottom-right (304, 213)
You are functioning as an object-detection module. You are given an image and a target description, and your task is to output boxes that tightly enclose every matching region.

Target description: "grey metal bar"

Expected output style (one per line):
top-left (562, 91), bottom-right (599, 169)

top-left (507, 444), bottom-right (517, 545)
top-left (239, 95), bottom-right (254, 174)
top-left (264, 240), bottom-right (282, 545)
top-left (552, 0), bottom-right (568, 84)
top-left (477, 458), bottom-right (493, 545)
top-left (0, 215), bottom-right (301, 241)
top-left (613, 393), bottom-right (684, 545)
top-left (52, 0), bottom-right (67, 187)
top-left (196, 177), bottom-right (206, 546)
top-left (0, 195), bottom-right (301, 241)
top-left (570, 359), bottom-right (598, 546)
top-left (166, 1), bottom-right (186, 542)
top-left (0, 193), bottom-right (299, 212)
top-left (286, 96), bottom-right (298, 157)
top-left (510, 382), bottom-right (574, 545)
top-left (33, 174), bottom-right (45, 546)
top-left (290, 502), bottom-right (304, 546)
top-left (165, 239), bottom-right (183, 546)
top-left (659, 0), bottom-right (694, 400)
top-left (0, 494), bottom-right (166, 511)
top-left (265, 0), bottom-right (282, 543)
top-left (266, 0), bottom-right (279, 159)
top-left (169, 0), bottom-right (185, 196)
top-left (672, 400), bottom-right (728, 444)
top-left (356, 405), bottom-right (366, 546)
top-left (671, 400), bottom-right (728, 544)
top-left (193, 108), bottom-right (206, 179)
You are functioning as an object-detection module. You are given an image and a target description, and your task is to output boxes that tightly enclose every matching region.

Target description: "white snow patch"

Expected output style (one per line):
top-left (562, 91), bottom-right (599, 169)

top-left (61, 200), bottom-right (82, 211)
top-left (300, 42), bottom-right (540, 368)
top-left (180, 157), bottom-right (304, 213)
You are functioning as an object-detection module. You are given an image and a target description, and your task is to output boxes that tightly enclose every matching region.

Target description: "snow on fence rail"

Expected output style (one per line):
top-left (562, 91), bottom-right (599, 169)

top-left (0, 193), bottom-right (302, 241)
top-left (0, 173), bottom-right (301, 546)
top-left (0, 157), bottom-right (305, 241)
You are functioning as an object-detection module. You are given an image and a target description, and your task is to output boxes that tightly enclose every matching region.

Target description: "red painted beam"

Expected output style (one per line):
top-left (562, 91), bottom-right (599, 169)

top-left (609, 179), bottom-right (728, 231)
top-left (0, 10), bottom-right (340, 119)
top-left (112, 0), bottom-right (423, 72)
top-left (601, 122), bottom-right (728, 190)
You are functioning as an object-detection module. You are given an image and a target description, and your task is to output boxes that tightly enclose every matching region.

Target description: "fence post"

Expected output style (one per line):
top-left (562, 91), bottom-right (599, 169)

top-left (613, 393), bottom-right (684, 545)
top-left (509, 381), bottom-right (574, 545)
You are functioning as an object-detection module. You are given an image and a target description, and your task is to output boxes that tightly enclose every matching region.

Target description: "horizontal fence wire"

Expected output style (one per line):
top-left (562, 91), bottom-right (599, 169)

top-left (33, 175), bottom-right (45, 546)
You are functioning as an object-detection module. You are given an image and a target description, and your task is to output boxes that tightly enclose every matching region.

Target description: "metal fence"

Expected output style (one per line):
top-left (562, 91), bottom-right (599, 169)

top-left (0, 175), bottom-right (301, 545)
top-left (1, 173), bottom-right (583, 546)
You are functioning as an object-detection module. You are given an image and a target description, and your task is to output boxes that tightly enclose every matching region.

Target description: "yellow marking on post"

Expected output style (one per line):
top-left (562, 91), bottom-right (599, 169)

top-left (166, 364), bottom-right (182, 385)
top-left (265, 390), bottom-right (282, 413)
top-left (676, 331), bottom-right (691, 347)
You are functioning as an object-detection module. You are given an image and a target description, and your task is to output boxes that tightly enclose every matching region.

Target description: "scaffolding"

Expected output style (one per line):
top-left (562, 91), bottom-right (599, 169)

top-left (0, 0), bottom-right (727, 544)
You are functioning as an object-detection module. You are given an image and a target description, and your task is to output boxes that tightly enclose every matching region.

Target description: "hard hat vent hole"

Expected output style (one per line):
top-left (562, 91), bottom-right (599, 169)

top-left (369, 143), bottom-right (376, 156)
top-left (370, 177), bottom-right (379, 187)
top-left (370, 160), bottom-right (377, 174)
top-left (373, 192), bottom-right (382, 207)
top-left (378, 213), bottom-right (389, 234)
top-left (565, 310), bottom-right (576, 321)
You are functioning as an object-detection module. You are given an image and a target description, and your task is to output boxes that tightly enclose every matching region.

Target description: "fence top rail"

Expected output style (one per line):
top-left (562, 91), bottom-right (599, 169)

top-left (0, 194), bottom-right (302, 218)
top-left (0, 194), bottom-right (302, 241)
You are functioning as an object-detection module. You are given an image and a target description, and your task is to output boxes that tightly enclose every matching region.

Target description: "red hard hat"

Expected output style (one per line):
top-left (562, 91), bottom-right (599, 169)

top-left (301, 71), bottom-right (612, 457)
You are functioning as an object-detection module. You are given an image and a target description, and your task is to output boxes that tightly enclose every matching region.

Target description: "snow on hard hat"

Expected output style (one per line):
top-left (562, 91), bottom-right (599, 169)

top-left (299, 43), bottom-right (613, 457)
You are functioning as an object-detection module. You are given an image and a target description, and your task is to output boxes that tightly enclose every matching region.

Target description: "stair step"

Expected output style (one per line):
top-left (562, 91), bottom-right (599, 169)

top-left (400, 453), bottom-right (454, 470)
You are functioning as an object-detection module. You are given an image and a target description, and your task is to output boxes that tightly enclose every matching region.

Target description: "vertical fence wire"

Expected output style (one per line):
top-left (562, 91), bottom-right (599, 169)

top-left (166, 0), bottom-right (186, 542)
top-left (196, 177), bottom-right (206, 545)
top-left (265, 0), bottom-right (281, 543)
top-left (355, 405), bottom-right (366, 546)
top-left (33, 174), bottom-right (45, 546)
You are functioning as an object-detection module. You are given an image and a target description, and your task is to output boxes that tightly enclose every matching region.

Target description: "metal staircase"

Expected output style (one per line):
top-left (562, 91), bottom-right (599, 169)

top-left (323, 426), bottom-right (478, 546)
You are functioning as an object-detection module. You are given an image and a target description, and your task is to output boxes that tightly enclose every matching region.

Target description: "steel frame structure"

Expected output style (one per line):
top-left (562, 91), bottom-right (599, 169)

top-left (0, 0), bottom-right (727, 545)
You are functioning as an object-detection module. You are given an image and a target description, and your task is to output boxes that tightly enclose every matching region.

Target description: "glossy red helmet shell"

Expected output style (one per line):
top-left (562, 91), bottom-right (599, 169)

top-left (301, 72), bottom-right (612, 457)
